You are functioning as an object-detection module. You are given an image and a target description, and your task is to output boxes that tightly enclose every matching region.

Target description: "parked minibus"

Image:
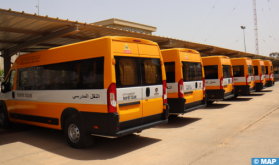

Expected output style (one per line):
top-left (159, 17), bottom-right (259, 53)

top-left (0, 36), bottom-right (169, 148)
top-left (231, 58), bottom-right (255, 97)
top-left (161, 48), bottom-right (206, 116)
top-left (264, 60), bottom-right (275, 87)
top-left (252, 59), bottom-right (266, 91)
top-left (202, 56), bottom-right (234, 104)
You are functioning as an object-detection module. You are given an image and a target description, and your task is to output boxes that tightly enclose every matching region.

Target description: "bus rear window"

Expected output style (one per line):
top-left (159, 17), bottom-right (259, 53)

top-left (265, 66), bottom-right (268, 74)
top-left (141, 58), bottom-right (162, 86)
top-left (261, 66), bottom-right (265, 75)
top-left (223, 65), bottom-right (231, 78)
top-left (115, 57), bottom-right (141, 88)
top-left (165, 62), bottom-right (175, 83)
top-left (182, 62), bottom-right (202, 81)
top-left (233, 65), bottom-right (244, 77)
top-left (115, 57), bottom-right (162, 87)
top-left (204, 65), bottom-right (218, 79)
top-left (254, 66), bottom-right (258, 75)
top-left (248, 65), bottom-right (253, 76)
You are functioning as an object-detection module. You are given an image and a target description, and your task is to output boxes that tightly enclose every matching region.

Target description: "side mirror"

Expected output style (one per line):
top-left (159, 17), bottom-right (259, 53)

top-left (1, 82), bottom-right (6, 93)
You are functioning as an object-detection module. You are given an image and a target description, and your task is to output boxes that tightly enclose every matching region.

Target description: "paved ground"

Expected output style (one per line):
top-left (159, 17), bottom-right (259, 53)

top-left (1, 83), bottom-right (279, 165)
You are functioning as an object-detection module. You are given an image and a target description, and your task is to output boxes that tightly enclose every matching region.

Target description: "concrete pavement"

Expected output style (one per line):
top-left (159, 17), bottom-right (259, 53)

top-left (0, 83), bottom-right (279, 165)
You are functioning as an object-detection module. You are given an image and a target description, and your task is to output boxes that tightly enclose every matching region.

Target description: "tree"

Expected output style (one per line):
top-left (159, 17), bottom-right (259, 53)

top-left (269, 52), bottom-right (279, 59)
top-left (0, 70), bottom-right (4, 82)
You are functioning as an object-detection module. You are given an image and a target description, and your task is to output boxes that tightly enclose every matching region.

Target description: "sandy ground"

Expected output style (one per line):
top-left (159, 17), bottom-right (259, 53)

top-left (1, 83), bottom-right (279, 165)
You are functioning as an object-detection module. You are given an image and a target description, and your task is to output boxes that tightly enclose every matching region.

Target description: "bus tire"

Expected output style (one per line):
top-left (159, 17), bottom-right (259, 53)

top-left (234, 94), bottom-right (238, 99)
top-left (64, 117), bottom-right (94, 148)
top-left (0, 103), bottom-right (13, 129)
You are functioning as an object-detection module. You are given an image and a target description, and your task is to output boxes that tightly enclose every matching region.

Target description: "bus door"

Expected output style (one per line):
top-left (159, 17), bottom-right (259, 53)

top-left (265, 66), bottom-right (269, 80)
top-left (261, 65), bottom-right (266, 83)
top-left (139, 46), bottom-right (163, 121)
top-left (193, 63), bottom-right (203, 105)
top-left (114, 41), bottom-right (143, 128)
top-left (189, 62), bottom-right (203, 106)
top-left (248, 65), bottom-right (254, 85)
top-left (115, 55), bottom-right (143, 127)
top-left (270, 66), bottom-right (274, 80)
top-left (222, 65), bottom-right (233, 93)
top-left (182, 62), bottom-right (195, 107)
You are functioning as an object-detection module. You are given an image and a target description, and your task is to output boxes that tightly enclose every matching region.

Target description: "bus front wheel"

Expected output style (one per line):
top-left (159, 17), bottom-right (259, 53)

top-left (0, 106), bottom-right (13, 129)
top-left (64, 117), bottom-right (94, 148)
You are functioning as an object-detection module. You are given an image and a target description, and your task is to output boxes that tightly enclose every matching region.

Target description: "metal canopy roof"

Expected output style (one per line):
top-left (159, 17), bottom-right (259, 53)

top-left (0, 8), bottom-right (278, 63)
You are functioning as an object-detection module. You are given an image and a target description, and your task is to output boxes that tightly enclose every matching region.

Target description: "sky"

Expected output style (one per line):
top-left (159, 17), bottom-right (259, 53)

top-left (0, 0), bottom-right (279, 57)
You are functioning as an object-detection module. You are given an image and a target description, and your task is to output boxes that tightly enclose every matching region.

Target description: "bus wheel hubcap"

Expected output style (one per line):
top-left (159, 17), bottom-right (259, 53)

top-left (68, 124), bottom-right (80, 143)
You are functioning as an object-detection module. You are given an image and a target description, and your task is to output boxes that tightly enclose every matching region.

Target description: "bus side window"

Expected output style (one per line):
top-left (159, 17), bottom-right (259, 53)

top-left (17, 57), bottom-right (104, 90)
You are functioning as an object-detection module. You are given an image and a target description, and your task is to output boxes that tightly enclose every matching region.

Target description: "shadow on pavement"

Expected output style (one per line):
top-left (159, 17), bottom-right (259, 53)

top-left (155, 117), bottom-right (201, 129)
top-left (0, 123), bottom-right (161, 160)
top-left (242, 93), bottom-right (264, 96)
top-left (0, 123), bottom-right (38, 135)
top-left (224, 98), bottom-right (252, 102)
top-left (260, 90), bottom-right (273, 92)
top-left (201, 103), bottom-right (230, 110)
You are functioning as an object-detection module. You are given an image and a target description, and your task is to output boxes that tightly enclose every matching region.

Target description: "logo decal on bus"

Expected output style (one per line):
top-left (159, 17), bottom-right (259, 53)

top-left (20, 55), bottom-right (41, 64)
top-left (123, 43), bottom-right (132, 54)
top-left (185, 53), bottom-right (188, 60)
top-left (185, 84), bottom-right (193, 90)
top-left (17, 93), bottom-right (32, 98)
top-left (198, 82), bottom-right (202, 88)
top-left (123, 92), bottom-right (136, 100)
top-left (72, 94), bottom-right (100, 99)
top-left (155, 88), bottom-right (159, 95)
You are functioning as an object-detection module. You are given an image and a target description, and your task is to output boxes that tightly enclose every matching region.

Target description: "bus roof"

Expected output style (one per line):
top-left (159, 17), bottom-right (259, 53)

top-left (12, 36), bottom-right (159, 69)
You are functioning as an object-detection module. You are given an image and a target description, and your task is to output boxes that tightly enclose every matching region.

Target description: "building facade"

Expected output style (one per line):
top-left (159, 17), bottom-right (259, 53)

top-left (92, 18), bottom-right (156, 35)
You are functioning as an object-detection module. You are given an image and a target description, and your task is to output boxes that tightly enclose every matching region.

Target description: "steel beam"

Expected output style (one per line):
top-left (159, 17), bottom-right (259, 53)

top-left (0, 27), bottom-right (44, 35)
top-left (2, 50), bottom-right (11, 77)
top-left (7, 26), bottom-right (79, 57)
top-left (198, 47), bottom-right (215, 53)
top-left (158, 39), bottom-right (172, 46)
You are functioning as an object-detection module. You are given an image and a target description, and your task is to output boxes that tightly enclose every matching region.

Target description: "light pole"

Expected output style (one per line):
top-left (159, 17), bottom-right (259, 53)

top-left (36, 0), bottom-right (39, 15)
top-left (241, 26), bottom-right (246, 52)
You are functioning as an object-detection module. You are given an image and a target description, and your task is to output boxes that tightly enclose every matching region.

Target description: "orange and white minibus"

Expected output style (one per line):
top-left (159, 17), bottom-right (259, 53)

top-left (252, 59), bottom-right (266, 91)
top-left (231, 58), bottom-right (255, 97)
top-left (0, 36), bottom-right (169, 148)
top-left (264, 60), bottom-right (275, 87)
top-left (202, 56), bottom-right (234, 104)
top-left (161, 48), bottom-right (206, 116)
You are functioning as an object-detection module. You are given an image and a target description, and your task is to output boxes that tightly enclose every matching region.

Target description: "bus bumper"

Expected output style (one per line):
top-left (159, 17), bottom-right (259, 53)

top-left (234, 85), bottom-right (255, 95)
top-left (167, 98), bottom-right (206, 115)
top-left (82, 105), bottom-right (169, 138)
top-left (255, 83), bottom-right (264, 91)
top-left (266, 80), bottom-right (273, 87)
top-left (206, 89), bottom-right (234, 101)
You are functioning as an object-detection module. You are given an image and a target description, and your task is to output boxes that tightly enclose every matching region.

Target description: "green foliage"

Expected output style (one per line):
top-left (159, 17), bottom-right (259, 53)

top-left (0, 70), bottom-right (4, 82)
